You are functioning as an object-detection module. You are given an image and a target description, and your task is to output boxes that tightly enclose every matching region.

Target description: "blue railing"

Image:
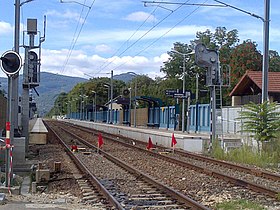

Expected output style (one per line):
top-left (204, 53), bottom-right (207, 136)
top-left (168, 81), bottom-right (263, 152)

top-left (67, 104), bottom-right (211, 132)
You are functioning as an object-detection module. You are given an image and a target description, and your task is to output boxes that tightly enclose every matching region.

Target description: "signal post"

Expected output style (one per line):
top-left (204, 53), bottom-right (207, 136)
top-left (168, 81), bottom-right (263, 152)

top-left (0, 50), bottom-right (22, 188)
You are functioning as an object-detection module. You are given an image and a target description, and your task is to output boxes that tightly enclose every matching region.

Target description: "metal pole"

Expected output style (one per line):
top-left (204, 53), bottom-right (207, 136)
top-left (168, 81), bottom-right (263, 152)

top-left (182, 55), bottom-right (186, 132)
top-left (110, 70), bottom-right (113, 124)
top-left (92, 92), bottom-right (95, 121)
top-left (13, 0), bottom-right (20, 137)
top-left (94, 93), bottom-right (97, 121)
top-left (195, 73), bottom-right (199, 133)
top-left (5, 78), bottom-right (13, 187)
top-left (80, 98), bottom-right (82, 120)
top-left (129, 88), bottom-right (132, 126)
top-left (210, 85), bottom-right (216, 150)
top-left (106, 87), bottom-right (109, 123)
top-left (134, 81), bottom-right (137, 127)
top-left (262, 0), bottom-right (270, 103)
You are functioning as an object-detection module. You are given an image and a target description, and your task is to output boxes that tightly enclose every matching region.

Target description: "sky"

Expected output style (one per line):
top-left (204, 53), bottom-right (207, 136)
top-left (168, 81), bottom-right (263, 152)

top-left (1, 0), bottom-right (280, 79)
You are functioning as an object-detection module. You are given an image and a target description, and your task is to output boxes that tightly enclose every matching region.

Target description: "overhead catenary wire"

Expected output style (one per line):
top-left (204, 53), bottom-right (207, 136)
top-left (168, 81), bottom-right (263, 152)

top-left (93, 0), bottom-right (192, 77)
top-left (110, 0), bottom-right (209, 72)
top-left (61, 0), bottom-right (87, 73)
top-left (60, 0), bottom-right (96, 74)
top-left (97, 3), bottom-right (162, 72)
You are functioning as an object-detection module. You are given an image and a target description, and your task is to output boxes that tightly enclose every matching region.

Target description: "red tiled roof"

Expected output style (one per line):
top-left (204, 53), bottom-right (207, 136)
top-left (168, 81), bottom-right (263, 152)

top-left (229, 70), bottom-right (280, 96)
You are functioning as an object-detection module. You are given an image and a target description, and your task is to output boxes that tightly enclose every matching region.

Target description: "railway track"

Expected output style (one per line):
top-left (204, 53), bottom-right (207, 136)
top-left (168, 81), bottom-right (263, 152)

top-left (51, 120), bottom-right (280, 207)
top-left (45, 120), bottom-right (209, 209)
top-left (59, 121), bottom-right (280, 196)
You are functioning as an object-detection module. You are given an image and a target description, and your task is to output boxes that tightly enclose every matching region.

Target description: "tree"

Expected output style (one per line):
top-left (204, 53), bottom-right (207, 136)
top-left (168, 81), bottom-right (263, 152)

top-left (238, 101), bottom-right (280, 153)
top-left (230, 40), bottom-right (262, 87)
top-left (269, 50), bottom-right (280, 72)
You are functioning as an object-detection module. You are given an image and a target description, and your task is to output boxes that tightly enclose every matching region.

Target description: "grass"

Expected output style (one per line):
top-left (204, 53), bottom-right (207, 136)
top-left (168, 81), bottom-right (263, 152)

top-left (215, 199), bottom-right (266, 210)
top-left (211, 138), bottom-right (280, 168)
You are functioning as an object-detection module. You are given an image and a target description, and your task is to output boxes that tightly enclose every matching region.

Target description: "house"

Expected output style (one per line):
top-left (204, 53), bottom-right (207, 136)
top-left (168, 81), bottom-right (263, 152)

top-left (229, 70), bottom-right (280, 106)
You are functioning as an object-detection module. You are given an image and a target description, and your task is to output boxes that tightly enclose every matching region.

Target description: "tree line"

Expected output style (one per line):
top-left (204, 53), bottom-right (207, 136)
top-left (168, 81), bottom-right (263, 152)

top-left (48, 27), bottom-right (280, 116)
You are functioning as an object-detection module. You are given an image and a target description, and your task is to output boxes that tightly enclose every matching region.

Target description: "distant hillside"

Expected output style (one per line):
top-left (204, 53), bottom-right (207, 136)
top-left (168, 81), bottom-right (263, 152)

top-left (114, 72), bottom-right (138, 83)
top-left (34, 72), bottom-right (88, 115)
top-left (0, 72), bottom-right (138, 116)
top-left (0, 72), bottom-right (87, 116)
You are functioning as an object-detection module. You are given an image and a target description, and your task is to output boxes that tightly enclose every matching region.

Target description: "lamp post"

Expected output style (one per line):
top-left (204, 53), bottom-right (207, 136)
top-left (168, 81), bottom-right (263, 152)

top-left (104, 84), bottom-right (110, 123)
top-left (195, 73), bottom-right (199, 133)
top-left (91, 91), bottom-right (97, 121)
top-left (110, 70), bottom-right (113, 124)
top-left (171, 49), bottom-right (192, 132)
top-left (79, 94), bottom-right (87, 120)
top-left (127, 72), bottom-right (138, 127)
top-left (128, 87), bottom-right (132, 126)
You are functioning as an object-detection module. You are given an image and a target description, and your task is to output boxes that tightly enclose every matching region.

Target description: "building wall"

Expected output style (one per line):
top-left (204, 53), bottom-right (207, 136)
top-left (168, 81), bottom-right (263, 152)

top-left (0, 95), bottom-right (7, 132)
top-left (131, 108), bottom-right (148, 127)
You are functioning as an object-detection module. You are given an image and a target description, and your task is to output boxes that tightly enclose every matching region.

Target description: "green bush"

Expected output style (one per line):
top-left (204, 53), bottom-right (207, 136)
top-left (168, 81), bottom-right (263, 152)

top-left (212, 142), bottom-right (279, 168)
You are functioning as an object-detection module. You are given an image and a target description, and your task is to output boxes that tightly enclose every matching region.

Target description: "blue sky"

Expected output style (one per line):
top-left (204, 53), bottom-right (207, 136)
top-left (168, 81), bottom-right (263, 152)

top-left (1, 0), bottom-right (280, 79)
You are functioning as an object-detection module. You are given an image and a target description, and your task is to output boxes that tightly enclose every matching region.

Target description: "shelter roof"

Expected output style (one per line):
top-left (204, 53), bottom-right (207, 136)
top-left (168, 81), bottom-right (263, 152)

top-left (229, 71), bottom-right (280, 96)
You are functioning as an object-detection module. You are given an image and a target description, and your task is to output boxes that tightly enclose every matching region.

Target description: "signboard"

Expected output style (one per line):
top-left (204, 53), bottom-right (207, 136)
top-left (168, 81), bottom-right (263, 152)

top-left (165, 89), bottom-right (181, 96)
top-left (165, 89), bottom-right (191, 99)
top-left (173, 92), bottom-right (190, 99)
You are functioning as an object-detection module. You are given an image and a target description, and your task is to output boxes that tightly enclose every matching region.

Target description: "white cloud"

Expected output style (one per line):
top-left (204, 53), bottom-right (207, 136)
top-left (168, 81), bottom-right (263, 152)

top-left (44, 9), bottom-right (85, 23)
top-left (95, 44), bottom-right (112, 53)
top-left (124, 11), bottom-right (157, 22)
top-left (78, 25), bottom-right (214, 44)
top-left (0, 21), bottom-right (13, 35)
top-left (40, 48), bottom-right (167, 79)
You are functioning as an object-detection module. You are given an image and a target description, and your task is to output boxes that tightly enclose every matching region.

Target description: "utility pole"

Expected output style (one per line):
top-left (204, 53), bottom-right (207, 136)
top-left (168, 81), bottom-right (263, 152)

top-left (262, 0), bottom-right (270, 103)
top-left (12, 0), bottom-right (20, 138)
top-left (110, 70), bottom-right (113, 124)
top-left (134, 80), bottom-right (137, 127)
top-left (129, 88), bottom-right (132, 126)
top-left (182, 55), bottom-right (186, 132)
top-left (195, 73), bottom-right (199, 133)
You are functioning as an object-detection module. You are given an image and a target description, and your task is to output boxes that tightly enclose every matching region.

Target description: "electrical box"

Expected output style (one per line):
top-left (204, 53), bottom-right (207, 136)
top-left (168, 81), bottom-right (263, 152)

top-left (27, 19), bottom-right (37, 34)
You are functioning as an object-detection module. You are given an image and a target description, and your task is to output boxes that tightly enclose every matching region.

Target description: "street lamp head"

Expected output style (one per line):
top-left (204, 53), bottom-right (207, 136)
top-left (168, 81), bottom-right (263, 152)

top-left (171, 49), bottom-right (194, 56)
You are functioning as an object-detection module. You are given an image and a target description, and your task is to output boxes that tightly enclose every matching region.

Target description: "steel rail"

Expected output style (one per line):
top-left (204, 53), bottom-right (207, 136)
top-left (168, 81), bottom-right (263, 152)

top-left (56, 122), bottom-right (210, 210)
top-left (66, 122), bottom-right (280, 182)
top-left (45, 121), bottom-right (125, 210)
top-left (59, 121), bottom-right (279, 198)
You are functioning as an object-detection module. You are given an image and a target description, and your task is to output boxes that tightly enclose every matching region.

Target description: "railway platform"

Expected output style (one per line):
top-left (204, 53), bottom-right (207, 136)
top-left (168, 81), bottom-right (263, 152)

top-left (63, 119), bottom-right (241, 153)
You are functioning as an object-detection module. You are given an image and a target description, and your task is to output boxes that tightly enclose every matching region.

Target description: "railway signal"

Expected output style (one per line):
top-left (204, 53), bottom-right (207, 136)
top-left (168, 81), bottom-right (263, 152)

top-left (0, 50), bottom-right (22, 76)
top-left (28, 51), bottom-right (38, 83)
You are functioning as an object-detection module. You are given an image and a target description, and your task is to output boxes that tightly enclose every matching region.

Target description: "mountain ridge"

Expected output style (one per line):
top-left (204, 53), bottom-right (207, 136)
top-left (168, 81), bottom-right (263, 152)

top-left (0, 72), bottom-right (137, 116)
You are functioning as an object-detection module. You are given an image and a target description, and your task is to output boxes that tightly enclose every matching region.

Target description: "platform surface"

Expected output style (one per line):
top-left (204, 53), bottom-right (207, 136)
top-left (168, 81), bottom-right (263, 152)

top-left (30, 118), bottom-right (48, 133)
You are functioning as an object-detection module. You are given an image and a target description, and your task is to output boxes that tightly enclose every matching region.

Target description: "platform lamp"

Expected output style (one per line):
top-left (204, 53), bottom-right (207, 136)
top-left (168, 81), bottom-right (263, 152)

top-left (91, 91), bottom-right (97, 121)
top-left (171, 49), bottom-right (193, 132)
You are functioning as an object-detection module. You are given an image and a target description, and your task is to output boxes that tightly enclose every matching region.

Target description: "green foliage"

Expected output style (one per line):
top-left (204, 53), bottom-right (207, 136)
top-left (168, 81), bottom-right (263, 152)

top-left (212, 140), bottom-right (279, 168)
top-left (211, 139), bottom-right (226, 159)
top-left (269, 50), bottom-right (280, 72)
top-left (238, 101), bottom-right (280, 152)
top-left (230, 40), bottom-right (262, 87)
top-left (216, 199), bottom-right (266, 210)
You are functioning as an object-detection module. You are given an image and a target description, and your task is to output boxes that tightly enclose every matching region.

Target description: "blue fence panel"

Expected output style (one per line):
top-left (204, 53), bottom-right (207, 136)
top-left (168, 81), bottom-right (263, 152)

top-left (148, 108), bottom-right (154, 124)
top-left (154, 107), bottom-right (160, 125)
top-left (189, 104), bottom-right (210, 132)
top-left (158, 106), bottom-right (176, 130)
